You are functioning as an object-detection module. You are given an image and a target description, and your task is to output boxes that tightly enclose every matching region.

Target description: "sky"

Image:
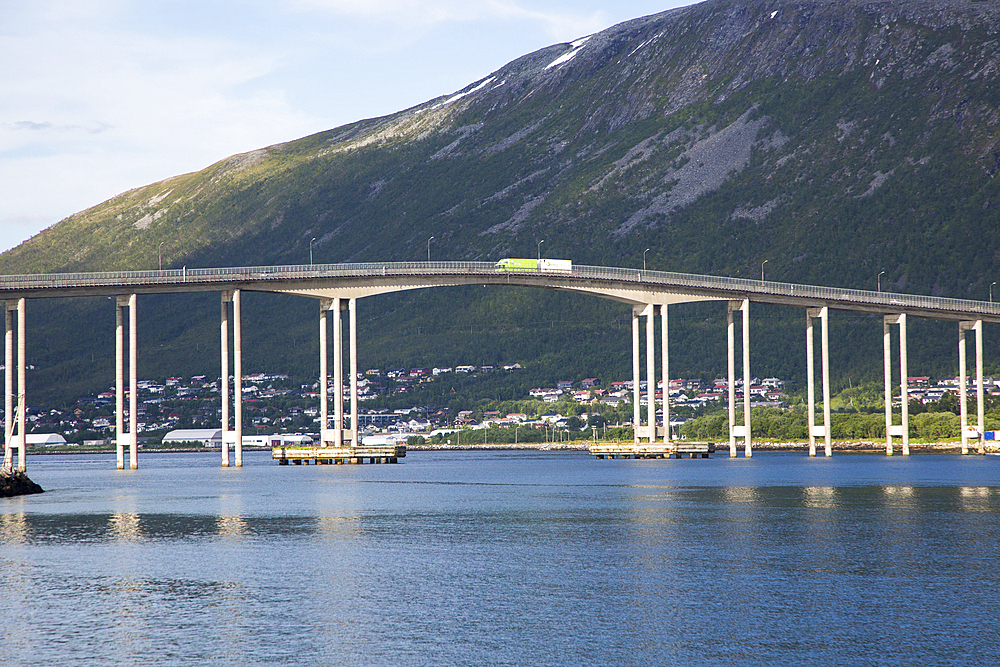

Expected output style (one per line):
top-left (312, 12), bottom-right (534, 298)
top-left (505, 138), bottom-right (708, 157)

top-left (0, 0), bottom-right (696, 254)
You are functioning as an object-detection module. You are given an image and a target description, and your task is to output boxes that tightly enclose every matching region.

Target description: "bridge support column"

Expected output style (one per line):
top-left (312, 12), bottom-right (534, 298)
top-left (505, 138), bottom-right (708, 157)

top-left (4, 299), bottom-right (26, 472)
top-left (219, 291), bottom-right (243, 466)
top-left (349, 298), bottom-right (358, 446)
top-left (221, 292), bottom-right (231, 466)
top-left (661, 304), bottom-right (669, 444)
top-left (632, 308), bottom-right (640, 444)
top-left (116, 295), bottom-right (137, 469)
top-left (319, 299), bottom-right (331, 445)
top-left (806, 307), bottom-right (832, 457)
top-left (631, 304), bottom-right (661, 444)
top-left (883, 314), bottom-right (909, 456)
top-left (334, 297), bottom-right (344, 448)
top-left (959, 320), bottom-right (985, 455)
top-left (646, 304), bottom-right (655, 442)
top-left (234, 290), bottom-right (243, 467)
top-left (727, 299), bottom-right (751, 457)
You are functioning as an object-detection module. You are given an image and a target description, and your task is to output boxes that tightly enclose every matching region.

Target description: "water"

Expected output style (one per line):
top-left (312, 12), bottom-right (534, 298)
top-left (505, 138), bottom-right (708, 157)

top-left (2, 450), bottom-right (999, 666)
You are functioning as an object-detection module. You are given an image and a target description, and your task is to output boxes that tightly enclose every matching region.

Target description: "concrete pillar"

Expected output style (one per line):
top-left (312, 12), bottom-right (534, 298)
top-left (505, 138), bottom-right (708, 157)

top-left (821, 307), bottom-right (832, 457)
top-left (959, 320), bottom-right (985, 455)
top-left (632, 309), bottom-right (640, 444)
top-left (234, 289), bottom-right (243, 467)
top-left (349, 298), bottom-right (358, 447)
top-left (806, 307), bottom-right (832, 457)
top-left (4, 301), bottom-right (24, 472)
top-left (883, 314), bottom-right (909, 455)
top-left (319, 299), bottom-right (330, 445)
top-left (16, 299), bottom-right (24, 472)
top-left (220, 292), bottom-right (230, 467)
top-left (742, 299), bottom-right (751, 458)
top-left (899, 313), bottom-right (909, 456)
top-left (661, 305), bottom-right (669, 444)
top-left (727, 304), bottom-right (736, 458)
top-left (4, 305), bottom-right (12, 470)
top-left (960, 321), bottom-right (969, 455)
top-left (334, 297), bottom-right (343, 448)
top-left (976, 320), bottom-right (985, 455)
top-left (128, 293), bottom-right (137, 470)
top-left (727, 300), bottom-right (751, 457)
top-left (806, 311), bottom-right (816, 457)
top-left (645, 305), bottom-right (655, 443)
top-left (883, 316), bottom-right (893, 456)
top-left (115, 296), bottom-right (126, 470)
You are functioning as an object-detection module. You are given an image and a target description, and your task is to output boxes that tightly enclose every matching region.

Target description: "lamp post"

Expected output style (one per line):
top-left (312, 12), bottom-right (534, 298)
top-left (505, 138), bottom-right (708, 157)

top-left (761, 259), bottom-right (768, 281)
top-left (537, 239), bottom-right (544, 262)
top-left (991, 282), bottom-right (996, 304)
top-left (878, 270), bottom-right (885, 292)
top-left (158, 242), bottom-right (164, 270)
top-left (310, 237), bottom-right (316, 266)
top-left (427, 236), bottom-right (434, 262)
top-left (643, 248), bottom-right (650, 273)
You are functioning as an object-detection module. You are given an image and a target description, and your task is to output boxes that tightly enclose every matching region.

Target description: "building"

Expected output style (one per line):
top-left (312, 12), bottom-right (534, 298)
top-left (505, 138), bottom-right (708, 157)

top-left (162, 429), bottom-right (223, 447)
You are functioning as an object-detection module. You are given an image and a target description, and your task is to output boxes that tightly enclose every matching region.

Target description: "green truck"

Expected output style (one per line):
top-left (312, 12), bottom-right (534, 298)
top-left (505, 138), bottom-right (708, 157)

top-left (495, 258), bottom-right (572, 273)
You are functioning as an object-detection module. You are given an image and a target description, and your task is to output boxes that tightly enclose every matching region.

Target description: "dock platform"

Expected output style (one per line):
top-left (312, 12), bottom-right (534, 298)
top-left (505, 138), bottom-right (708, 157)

top-left (590, 442), bottom-right (715, 459)
top-left (273, 445), bottom-right (406, 465)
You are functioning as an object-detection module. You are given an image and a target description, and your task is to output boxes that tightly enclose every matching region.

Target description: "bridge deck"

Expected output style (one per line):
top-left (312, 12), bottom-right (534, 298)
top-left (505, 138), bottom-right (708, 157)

top-left (0, 262), bottom-right (996, 323)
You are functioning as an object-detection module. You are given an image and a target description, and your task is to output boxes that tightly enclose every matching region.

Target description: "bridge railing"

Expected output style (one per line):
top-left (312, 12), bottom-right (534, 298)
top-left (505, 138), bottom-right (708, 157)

top-left (1, 261), bottom-right (998, 318)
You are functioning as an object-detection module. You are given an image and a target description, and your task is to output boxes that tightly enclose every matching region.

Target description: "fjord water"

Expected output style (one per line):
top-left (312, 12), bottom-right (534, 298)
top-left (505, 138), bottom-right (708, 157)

top-left (2, 450), bottom-right (999, 666)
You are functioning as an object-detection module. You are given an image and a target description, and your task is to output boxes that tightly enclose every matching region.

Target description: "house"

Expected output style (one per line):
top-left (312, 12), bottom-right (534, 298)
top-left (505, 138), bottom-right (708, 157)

top-left (580, 378), bottom-right (600, 389)
top-left (556, 380), bottom-right (574, 391)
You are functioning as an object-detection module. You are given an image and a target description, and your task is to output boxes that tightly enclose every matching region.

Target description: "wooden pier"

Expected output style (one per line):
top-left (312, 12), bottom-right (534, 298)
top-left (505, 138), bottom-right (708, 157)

top-left (590, 442), bottom-right (715, 459)
top-left (273, 445), bottom-right (406, 465)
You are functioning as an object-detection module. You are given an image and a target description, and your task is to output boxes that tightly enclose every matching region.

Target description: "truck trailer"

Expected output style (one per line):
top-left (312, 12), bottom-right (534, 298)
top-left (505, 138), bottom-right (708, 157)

top-left (495, 258), bottom-right (572, 273)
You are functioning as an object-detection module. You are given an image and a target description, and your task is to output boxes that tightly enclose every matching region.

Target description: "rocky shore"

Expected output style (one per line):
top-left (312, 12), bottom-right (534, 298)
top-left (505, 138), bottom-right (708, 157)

top-left (0, 469), bottom-right (44, 497)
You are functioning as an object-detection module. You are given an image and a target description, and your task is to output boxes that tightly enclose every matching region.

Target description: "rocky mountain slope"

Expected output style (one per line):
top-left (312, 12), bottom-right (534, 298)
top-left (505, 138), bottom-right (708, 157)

top-left (3, 0), bottom-right (1000, 403)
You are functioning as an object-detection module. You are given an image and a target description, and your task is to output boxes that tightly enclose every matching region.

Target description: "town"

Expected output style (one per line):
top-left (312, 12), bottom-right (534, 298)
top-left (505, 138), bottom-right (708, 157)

top-left (9, 363), bottom-right (1000, 448)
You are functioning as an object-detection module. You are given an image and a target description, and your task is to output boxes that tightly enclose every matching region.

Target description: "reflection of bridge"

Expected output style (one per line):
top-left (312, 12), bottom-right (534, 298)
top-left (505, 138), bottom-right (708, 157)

top-left (2, 262), bottom-right (997, 470)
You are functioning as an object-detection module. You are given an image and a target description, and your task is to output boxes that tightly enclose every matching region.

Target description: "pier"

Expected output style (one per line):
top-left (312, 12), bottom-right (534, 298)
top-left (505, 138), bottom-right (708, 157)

top-left (590, 442), bottom-right (715, 459)
top-left (273, 445), bottom-right (406, 465)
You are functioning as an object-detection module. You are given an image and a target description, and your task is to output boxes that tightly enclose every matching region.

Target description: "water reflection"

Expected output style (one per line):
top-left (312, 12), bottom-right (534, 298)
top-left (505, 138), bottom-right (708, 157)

top-left (1, 511), bottom-right (28, 543)
top-left (108, 512), bottom-right (142, 542)
top-left (317, 515), bottom-right (362, 540)
top-left (216, 515), bottom-right (248, 539)
top-left (803, 486), bottom-right (837, 508)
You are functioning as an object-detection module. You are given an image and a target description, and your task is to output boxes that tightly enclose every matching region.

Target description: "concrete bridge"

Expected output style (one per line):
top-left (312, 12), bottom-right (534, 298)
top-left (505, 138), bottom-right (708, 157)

top-left (2, 261), bottom-right (997, 470)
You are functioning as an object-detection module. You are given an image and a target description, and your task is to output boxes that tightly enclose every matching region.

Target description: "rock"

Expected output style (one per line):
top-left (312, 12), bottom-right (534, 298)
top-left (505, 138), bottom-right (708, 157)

top-left (0, 469), bottom-right (44, 497)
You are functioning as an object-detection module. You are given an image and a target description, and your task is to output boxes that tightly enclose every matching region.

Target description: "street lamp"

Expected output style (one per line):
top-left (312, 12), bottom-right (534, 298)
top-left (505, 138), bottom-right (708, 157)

top-left (878, 270), bottom-right (885, 292)
top-left (158, 242), bottom-right (164, 271)
top-left (310, 237), bottom-right (316, 266)
top-left (537, 239), bottom-right (544, 262)
top-left (427, 236), bottom-right (434, 262)
top-left (643, 248), bottom-right (650, 272)
top-left (761, 259), bottom-right (768, 281)
top-left (992, 282), bottom-right (997, 304)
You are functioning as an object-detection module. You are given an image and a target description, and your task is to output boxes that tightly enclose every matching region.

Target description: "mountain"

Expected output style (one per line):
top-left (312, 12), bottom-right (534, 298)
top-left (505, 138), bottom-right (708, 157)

top-left (3, 0), bottom-right (1000, 405)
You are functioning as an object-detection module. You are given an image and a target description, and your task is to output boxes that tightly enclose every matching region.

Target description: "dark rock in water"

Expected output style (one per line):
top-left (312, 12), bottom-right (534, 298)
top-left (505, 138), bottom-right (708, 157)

top-left (0, 470), bottom-right (44, 497)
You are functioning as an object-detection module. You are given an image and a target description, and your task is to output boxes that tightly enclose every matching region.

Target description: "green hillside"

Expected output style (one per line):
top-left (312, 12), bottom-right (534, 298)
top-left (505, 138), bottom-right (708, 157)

top-left (3, 0), bottom-right (1000, 405)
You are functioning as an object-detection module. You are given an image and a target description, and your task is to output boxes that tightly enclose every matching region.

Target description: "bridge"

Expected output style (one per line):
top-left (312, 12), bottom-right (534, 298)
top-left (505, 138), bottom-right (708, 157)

top-left (2, 261), bottom-right (997, 470)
